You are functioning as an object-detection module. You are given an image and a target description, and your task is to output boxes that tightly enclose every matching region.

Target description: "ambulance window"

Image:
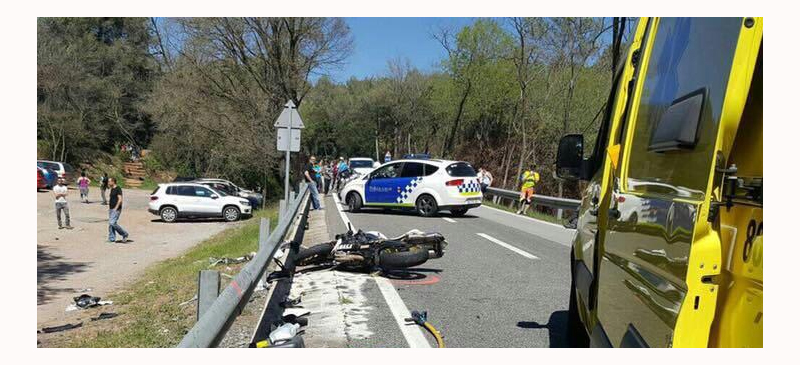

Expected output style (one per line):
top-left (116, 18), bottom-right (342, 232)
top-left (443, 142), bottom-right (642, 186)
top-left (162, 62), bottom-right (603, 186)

top-left (625, 18), bottom-right (741, 200)
top-left (401, 162), bottom-right (424, 178)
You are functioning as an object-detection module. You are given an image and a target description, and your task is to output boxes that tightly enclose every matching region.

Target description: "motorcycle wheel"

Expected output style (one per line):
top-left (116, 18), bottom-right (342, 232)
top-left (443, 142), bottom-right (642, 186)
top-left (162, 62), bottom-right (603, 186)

top-left (379, 247), bottom-right (429, 269)
top-left (295, 242), bottom-right (335, 266)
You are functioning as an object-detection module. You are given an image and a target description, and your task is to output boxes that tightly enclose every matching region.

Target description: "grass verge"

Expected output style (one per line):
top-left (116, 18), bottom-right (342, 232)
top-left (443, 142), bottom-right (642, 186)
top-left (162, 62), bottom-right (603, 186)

top-left (482, 199), bottom-right (566, 225)
top-left (49, 206), bottom-right (278, 348)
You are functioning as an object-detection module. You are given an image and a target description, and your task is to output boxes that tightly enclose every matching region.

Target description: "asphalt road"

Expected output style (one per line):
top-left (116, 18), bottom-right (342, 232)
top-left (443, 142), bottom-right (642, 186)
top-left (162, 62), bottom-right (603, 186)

top-left (322, 194), bottom-right (575, 348)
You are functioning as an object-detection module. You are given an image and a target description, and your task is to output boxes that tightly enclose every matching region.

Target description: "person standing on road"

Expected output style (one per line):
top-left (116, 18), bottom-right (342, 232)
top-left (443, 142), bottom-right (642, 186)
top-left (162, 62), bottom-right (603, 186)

top-left (479, 168), bottom-right (494, 193)
top-left (99, 172), bottom-right (109, 205)
top-left (322, 161), bottom-right (333, 195)
top-left (107, 177), bottom-right (130, 243)
top-left (313, 160), bottom-right (322, 187)
top-left (77, 171), bottom-right (91, 203)
top-left (53, 177), bottom-right (74, 230)
top-left (516, 165), bottom-right (540, 215)
top-left (332, 158), bottom-right (340, 186)
top-left (384, 150), bottom-right (392, 163)
top-left (304, 156), bottom-right (322, 210)
top-left (335, 157), bottom-right (349, 192)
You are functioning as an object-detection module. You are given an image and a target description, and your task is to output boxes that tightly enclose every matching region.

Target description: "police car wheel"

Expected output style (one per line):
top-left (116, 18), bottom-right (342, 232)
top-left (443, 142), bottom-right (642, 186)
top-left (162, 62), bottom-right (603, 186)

top-left (347, 192), bottom-right (362, 212)
top-left (416, 195), bottom-right (438, 217)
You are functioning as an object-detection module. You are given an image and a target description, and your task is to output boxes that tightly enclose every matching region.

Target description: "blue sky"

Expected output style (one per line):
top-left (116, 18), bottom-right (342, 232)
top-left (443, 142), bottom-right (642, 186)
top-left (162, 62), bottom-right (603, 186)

top-left (323, 17), bottom-right (479, 82)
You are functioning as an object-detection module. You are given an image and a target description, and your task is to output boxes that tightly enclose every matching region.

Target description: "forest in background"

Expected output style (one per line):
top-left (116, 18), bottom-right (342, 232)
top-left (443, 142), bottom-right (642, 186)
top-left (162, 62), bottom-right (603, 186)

top-left (37, 17), bottom-right (633, 198)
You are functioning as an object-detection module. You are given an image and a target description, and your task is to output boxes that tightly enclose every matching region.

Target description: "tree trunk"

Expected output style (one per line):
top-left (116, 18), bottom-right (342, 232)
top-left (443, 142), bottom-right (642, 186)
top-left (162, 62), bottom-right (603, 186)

top-left (502, 143), bottom-right (515, 189)
top-left (442, 80), bottom-right (471, 158)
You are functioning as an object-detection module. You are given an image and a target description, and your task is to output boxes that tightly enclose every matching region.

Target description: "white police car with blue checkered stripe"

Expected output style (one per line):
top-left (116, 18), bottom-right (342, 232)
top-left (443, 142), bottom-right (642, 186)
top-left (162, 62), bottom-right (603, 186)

top-left (338, 159), bottom-right (482, 217)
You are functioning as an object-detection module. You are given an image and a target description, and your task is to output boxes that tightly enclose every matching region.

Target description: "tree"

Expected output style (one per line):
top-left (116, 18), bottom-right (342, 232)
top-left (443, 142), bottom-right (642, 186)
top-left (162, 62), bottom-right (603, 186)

top-left (435, 19), bottom-right (513, 158)
top-left (145, 17), bottom-right (353, 192)
top-left (37, 17), bottom-right (157, 162)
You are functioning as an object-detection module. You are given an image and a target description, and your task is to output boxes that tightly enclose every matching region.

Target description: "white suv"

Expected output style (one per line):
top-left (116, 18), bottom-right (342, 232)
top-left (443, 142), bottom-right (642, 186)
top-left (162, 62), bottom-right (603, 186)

top-left (339, 159), bottom-right (482, 217)
top-left (149, 183), bottom-right (252, 222)
top-left (348, 157), bottom-right (379, 175)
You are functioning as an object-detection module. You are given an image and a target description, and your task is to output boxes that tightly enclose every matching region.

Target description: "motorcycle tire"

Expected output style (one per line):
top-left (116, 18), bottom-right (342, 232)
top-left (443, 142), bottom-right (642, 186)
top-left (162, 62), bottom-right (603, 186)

top-left (379, 248), bottom-right (429, 269)
top-left (295, 242), bottom-right (335, 266)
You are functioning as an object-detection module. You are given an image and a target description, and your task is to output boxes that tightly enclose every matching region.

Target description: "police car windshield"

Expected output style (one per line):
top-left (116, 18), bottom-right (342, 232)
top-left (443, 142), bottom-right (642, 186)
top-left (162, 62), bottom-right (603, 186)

top-left (350, 160), bottom-right (373, 168)
top-left (446, 162), bottom-right (477, 177)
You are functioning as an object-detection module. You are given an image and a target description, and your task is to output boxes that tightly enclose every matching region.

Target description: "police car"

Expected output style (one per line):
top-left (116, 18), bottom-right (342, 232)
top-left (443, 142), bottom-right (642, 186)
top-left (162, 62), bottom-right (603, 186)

top-left (338, 159), bottom-right (482, 217)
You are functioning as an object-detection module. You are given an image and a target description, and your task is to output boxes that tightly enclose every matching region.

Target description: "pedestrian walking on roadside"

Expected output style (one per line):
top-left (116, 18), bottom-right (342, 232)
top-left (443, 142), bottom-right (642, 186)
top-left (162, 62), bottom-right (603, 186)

top-left (99, 172), bottom-right (109, 205)
top-left (516, 165), bottom-right (540, 215)
top-left (77, 171), bottom-right (91, 203)
top-left (384, 150), bottom-right (392, 163)
top-left (478, 168), bottom-right (494, 193)
top-left (304, 156), bottom-right (322, 210)
top-left (107, 177), bottom-right (130, 243)
top-left (53, 177), bottom-right (73, 230)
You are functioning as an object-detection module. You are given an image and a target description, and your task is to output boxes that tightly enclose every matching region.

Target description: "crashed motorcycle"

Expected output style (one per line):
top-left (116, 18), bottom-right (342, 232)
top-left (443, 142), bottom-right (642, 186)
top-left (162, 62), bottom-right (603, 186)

top-left (294, 228), bottom-right (447, 271)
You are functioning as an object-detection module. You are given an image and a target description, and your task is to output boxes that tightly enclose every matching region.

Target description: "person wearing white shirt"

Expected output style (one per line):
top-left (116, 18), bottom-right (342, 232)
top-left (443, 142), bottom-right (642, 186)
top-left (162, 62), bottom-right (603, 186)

top-left (53, 178), bottom-right (73, 229)
top-left (479, 168), bottom-right (493, 193)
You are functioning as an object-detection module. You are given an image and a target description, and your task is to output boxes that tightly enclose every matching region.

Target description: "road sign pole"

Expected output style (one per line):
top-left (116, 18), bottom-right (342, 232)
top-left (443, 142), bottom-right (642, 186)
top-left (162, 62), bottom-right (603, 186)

top-left (285, 124), bottom-right (291, 205)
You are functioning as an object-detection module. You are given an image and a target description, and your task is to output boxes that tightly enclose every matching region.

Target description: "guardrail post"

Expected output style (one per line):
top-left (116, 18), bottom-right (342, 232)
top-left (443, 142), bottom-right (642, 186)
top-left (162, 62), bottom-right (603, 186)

top-left (279, 199), bottom-right (286, 221)
top-left (258, 218), bottom-right (271, 290)
top-left (197, 270), bottom-right (220, 321)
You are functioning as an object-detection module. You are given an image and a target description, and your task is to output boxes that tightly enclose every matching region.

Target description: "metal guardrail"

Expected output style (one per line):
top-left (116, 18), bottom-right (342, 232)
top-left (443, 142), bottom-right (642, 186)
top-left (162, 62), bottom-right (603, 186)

top-left (178, 183), bottom-right (310, 348)
top-left (249, 192), bottom-right (310, 345)
top-left (484, 186), bottom-right (581, 211)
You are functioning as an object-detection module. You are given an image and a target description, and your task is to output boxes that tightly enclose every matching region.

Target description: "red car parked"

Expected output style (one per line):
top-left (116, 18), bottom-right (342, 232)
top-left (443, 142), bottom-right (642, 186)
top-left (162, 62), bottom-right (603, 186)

top-left (37, 168), bottom-right (48, 190)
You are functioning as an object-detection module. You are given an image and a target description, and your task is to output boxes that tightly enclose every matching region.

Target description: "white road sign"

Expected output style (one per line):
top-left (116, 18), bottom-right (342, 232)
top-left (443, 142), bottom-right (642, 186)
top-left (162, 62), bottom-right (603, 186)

top-left (277, 128), bottom-right (301, 152)
top-left (274, 100), bottom-right (305, 129)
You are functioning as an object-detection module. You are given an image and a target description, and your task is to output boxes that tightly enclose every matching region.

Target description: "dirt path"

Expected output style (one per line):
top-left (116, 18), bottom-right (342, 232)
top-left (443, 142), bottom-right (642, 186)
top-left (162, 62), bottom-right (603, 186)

top-left (37, 187), bottom-right (234, 328)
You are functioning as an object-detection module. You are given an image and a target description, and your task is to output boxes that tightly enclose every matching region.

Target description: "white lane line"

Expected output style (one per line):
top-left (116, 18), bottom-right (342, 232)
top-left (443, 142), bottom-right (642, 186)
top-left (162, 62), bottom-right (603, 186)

top-left (373, 276), bottom-right (432, 348)
top-left (442, 217), bottom-right (456, 223)
top-left (476, 233), bottom-right (540, 260)
top-left (481, 204), bottom-right (568, 230)
top-left (331, 193), bottom-right (431, 348)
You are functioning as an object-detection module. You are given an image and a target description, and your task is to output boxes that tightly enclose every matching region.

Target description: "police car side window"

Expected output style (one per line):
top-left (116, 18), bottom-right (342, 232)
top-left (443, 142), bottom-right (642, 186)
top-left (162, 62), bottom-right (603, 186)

top-left (372, 163), bottom-right (402, 179)
top-left (401, 162), bottom-right (424, 177)
top-left (423, 164), bottom-right (439, 176)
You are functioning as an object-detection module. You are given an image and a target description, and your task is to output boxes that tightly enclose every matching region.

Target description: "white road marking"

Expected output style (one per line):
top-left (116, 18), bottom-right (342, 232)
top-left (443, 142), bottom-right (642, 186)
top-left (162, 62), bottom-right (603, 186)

top-left (481, 204), bottom-right (568, 229)
top-left (373, 276), bottom-right (432, 348)
top-left (442, 217), bottom-right (456, 223)
top-left (476, 233), bottom-right (540, 260)
top-left (331, 193), bottom-right (431, 348)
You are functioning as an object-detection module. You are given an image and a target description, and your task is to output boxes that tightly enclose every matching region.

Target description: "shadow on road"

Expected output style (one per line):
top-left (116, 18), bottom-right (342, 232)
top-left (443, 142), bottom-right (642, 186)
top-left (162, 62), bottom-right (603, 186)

top-left (517, 310), bottom-right (569, 348)
top-left (382, 267), bottom-right (442, 281)
top-left (37, 245), bottom-right (89, 305)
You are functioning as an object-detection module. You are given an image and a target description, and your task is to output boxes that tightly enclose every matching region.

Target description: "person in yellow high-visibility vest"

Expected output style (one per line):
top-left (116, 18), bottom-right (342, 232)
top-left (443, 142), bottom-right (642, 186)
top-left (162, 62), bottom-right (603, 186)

top-left (516, 165), bottom-right (540, 215)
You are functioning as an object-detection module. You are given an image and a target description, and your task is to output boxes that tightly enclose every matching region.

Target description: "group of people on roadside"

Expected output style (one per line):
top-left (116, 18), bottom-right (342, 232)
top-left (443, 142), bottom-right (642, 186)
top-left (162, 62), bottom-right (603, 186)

top-left (303, 156), bottom-right (354, 211)
top-left (52, 171), bottom-right (129, 243)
